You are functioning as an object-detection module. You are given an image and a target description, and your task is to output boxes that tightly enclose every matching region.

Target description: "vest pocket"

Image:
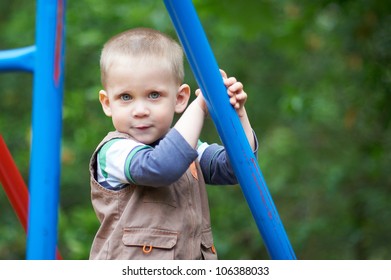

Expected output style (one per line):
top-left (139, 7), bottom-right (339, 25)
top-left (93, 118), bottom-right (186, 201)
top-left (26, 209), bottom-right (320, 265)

top-left (142, 186), bottom-right (177, 208)
top-left (121, 228), bottom-right (178, 260)
top-left (201, 228), bottom-right (218, 260)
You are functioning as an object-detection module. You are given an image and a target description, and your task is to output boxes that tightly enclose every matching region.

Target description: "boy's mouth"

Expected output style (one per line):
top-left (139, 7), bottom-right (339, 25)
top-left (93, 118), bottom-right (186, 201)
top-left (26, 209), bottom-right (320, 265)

top-left (134, 125), bottom-right (151, 130)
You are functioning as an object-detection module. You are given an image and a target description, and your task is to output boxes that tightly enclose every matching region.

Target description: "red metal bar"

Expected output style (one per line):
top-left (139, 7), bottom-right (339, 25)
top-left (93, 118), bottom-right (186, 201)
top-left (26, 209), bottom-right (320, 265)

top-left (0, 135), bottom-right (29, 230)
top-left (0, 135), bottom-right (62, 259)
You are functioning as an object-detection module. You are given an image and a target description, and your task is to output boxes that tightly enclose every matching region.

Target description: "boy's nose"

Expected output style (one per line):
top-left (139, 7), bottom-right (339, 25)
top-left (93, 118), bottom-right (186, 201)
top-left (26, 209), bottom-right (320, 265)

top-left (132, 101), bottom-right (149, 117)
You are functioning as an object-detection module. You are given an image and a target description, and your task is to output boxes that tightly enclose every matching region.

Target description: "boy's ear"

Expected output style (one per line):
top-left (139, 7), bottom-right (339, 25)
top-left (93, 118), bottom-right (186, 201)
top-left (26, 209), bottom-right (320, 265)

top-left (175, 84), bottom-right (191, 113)
top-left (99, 90), bottom-right (112, 117)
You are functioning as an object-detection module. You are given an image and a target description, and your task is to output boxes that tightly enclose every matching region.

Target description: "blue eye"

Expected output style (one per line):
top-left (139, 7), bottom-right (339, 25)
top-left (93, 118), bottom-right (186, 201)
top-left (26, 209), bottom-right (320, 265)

top-left (149, 92), bottom-right (160, 99)
top-left (121, 94), bottom-right (131, 101)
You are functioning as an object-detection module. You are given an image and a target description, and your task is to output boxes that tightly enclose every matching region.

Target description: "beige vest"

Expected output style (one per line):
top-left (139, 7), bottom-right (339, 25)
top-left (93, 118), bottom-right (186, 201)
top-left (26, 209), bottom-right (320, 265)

top-left (89, 131), bottom-right (217, 260)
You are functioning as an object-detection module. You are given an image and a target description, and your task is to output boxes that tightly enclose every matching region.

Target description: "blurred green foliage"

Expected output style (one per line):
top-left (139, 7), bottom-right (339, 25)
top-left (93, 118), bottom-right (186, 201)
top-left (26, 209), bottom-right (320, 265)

top-left (1, 0), bottom-right (390, 260)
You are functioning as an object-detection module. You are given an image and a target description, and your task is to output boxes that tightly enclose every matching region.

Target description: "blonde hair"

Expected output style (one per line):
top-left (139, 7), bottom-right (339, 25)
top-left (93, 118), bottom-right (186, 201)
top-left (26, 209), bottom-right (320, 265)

top-left (100, 28), bottom-right (184, 88)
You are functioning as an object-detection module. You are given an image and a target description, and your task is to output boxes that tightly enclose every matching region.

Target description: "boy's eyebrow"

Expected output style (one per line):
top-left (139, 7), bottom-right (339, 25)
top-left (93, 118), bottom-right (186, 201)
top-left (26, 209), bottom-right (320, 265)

top-left (145, 86), bottom-right (168, 92)
top-left (107, 87), bottom-right (132, 96)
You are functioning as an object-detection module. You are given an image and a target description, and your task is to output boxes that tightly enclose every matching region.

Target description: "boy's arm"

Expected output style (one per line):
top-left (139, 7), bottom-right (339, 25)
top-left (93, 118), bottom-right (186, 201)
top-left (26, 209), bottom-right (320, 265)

top-left (173, 94), bottom-right (207, 149)
top-left (222, 70), bottom-right (256, 151)
top-left (197, 70), bottom-right (258, 185)
top-left (238, 107), bottom-right (256, 151)
top-left (198, 133), bottom-right (259, 185)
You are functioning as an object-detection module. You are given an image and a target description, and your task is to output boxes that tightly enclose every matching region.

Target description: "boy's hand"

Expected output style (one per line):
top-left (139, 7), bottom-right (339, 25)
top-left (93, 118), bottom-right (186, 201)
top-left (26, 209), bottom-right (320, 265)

top-left (194, 69), bottom-right (247, 117)
top-left (220, 69), bottom-right (247, 117)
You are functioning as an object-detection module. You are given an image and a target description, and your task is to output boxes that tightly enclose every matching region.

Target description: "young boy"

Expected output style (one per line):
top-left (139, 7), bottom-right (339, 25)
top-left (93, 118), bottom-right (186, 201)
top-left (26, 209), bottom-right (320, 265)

top-left (89, 27), bottom-right (258, 260)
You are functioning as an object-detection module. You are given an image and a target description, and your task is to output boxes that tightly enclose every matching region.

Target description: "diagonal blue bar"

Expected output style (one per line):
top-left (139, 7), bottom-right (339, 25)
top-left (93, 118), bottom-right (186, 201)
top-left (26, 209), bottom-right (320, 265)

top-left (164, 0), bottom-right (296, 259)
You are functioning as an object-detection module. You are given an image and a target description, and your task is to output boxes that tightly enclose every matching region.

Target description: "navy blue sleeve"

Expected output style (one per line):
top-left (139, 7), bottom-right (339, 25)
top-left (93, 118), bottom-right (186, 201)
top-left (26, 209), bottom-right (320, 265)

top-left (199, 144), bottom-right (237, 185)
top-left (200, 131), bottom-right (259, 185)
top-left (129, 129), bottom-right (198, 187)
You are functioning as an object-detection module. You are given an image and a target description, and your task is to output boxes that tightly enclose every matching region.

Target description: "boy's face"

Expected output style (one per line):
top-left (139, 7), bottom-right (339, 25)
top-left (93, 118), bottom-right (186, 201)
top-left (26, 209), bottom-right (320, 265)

top-left (99, 56), bottom-right (189, 144)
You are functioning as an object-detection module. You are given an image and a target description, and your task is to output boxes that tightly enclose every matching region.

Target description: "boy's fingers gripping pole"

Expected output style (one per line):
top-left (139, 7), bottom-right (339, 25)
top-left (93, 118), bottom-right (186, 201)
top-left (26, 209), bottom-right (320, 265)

top-left (164, 0), bottom-right (296, 260)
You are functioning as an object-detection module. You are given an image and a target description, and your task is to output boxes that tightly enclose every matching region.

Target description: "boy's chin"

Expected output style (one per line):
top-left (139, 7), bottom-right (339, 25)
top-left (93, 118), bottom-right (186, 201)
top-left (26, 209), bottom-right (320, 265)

top-left (131, 134), bottom-right (160, 145)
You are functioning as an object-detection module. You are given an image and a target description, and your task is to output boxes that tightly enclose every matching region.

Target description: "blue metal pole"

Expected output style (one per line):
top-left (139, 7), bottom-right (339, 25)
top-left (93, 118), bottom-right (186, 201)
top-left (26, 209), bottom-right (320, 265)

top-left (164, 0), bottom-right (296, 260)
top-left (26, 0), bottom-right (66, 259)
top-left (0, 46), bottom-right (36, 73)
